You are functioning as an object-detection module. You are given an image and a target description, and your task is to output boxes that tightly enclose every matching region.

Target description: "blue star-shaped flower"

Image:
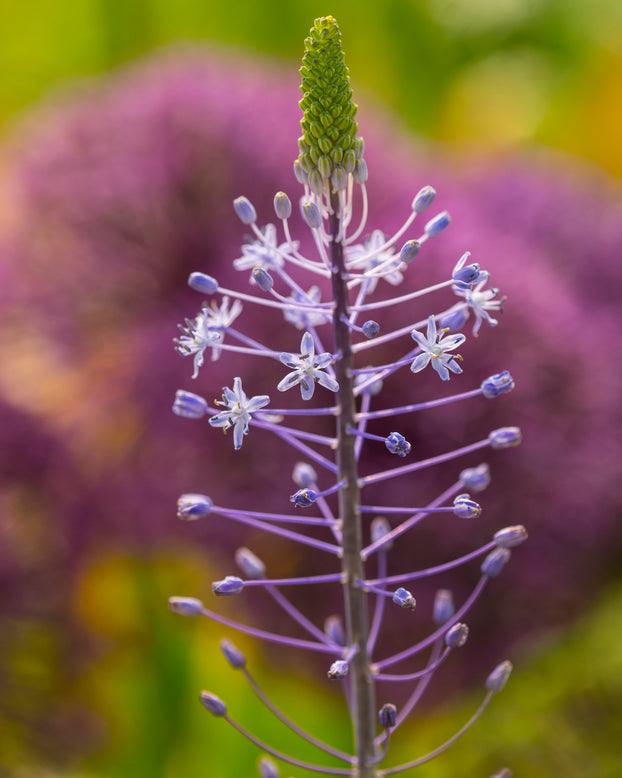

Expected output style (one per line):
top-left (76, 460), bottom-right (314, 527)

top-left (277, 331), bottom-right (339, 401)
top-left (208, 377), bottom-right (270, 449)
top-left (410, 316), bottom-right (465, 381)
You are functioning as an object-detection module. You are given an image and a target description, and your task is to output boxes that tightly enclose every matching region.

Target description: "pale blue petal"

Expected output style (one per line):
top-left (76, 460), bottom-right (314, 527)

top-left (277, 372), bottom-right (301, 392)
top-left (432, 359), bottom-right (450, 381)
top-left (316, 372), bottom-right (339, 393)
top-left (300, 376), bottom-right (315, 401)
top-left (426, 315), bottom-right (437, 342)
top-left (410, 353), bottom-right (431, 373)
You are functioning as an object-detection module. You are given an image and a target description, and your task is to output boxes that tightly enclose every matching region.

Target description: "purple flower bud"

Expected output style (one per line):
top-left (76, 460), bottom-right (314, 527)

top-left (494, 525), bottom-right (528, 548)
top-left (327, 659), bottom-right (349, 679)
top-left (292, 462), bottom-right (317, 487)
top-left (273, 191), bottom-right (292, 220)
top-left (439, 305), bottom-right (470, 333)
top-left (486, 660), bottom-right (513, 693)
top-left (378, 703), bottom-right (397, 729)
top-left (235, 547), bottom-right (266, 579)
top-left (199, 690), bottom-right (227, 716)
top-left (481, 371), bottom-right (515, 399)
top-left (445, 622), bottom-right (469, 648)
top-left (172, 389), bottom-right (209, 419)
top-left (251, 266), bottom-right (274, 291)
top-left (220, 638), bottom-right (246, 669)
top-left (433, 589), bottom-right (455, 625)
top-left (353, 158), bottom-right (368, 184)
top-left (308, 170), bottom-right (324, 195)
top-left (399, 239), bottom-right (421, 264)
top-left (212, 576), bottom-right (244, 596)
top-left (453, 493), bottom-right (482, 519)
top-left (392, 587), bottom-right (416, 610)
top-left (385, 432), bottom-right (411, 457)
top-left (293, 159), bottom-right (308, 184)
top-left (424, 210), bottom-right (451, 238)
top-left (489, 426), bottom-right (522, 449)
top-left (481, 547), bottom-right (511, 577)
top-left (233, 196), bottom-right (257, 225)
top-left (459, 463), bottom-right (491, 492)
top-left (453, 262), bottom-right (481, 286)
top-left (412, 185), bottom-right (436, 213)
top-left (362, 320), bottom-right (380, 338)
top-left (324, 615), bottom-right (345, 647)
top-left (299, 197), bottom-right (322, 229)
top-left (177, 493), bottom-right (213, 520)
top-left (188, 272), bottom-right (219, 295)
top-left (257, 756), bottom-right (280, 778)
top-left (168, 596), bottom-right (204, 617)
top-left (289, 488), bottom-right (317, 508)
top-left (331, 165), bottom-right (348, 191)
top-left (370, 516), bottom-right (393, 549)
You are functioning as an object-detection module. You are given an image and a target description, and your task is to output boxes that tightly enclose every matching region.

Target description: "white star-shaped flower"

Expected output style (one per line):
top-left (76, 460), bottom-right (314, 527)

top-left (208, 377), bottom-right (270, 450)
top-left (410, 316), bottom-right (465, 381)
top-left (277, 331), bottom-right (339, 401)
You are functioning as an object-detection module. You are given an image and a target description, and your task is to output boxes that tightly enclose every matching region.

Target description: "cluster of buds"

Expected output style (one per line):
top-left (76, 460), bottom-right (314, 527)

top-left (169, 16), bottom-right (522, 778)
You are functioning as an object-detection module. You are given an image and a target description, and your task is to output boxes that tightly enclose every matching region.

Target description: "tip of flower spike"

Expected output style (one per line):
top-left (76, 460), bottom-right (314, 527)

top-left (212, 576), bottom-right (244, 596)
top-left (220, 638), bottom-right (247, 669)
top-left (486, 660), bottom-right (513, 693)
top-left (168, 596), bottom-right (204, 617)
top-left (200, 690), bottom-right (227, 717)
top-left (327, 659), bottom-right (349, 679)
top-left (177, 493), bottom-right (213, 520)
top-left (379, 703), bottom-right (397, 729)
top-left (297, 17), bottom-right (364, 193)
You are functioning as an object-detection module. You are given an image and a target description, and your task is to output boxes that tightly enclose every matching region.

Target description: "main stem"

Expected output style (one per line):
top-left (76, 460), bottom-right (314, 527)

top-left (329, 197), bottom-right (377, 777)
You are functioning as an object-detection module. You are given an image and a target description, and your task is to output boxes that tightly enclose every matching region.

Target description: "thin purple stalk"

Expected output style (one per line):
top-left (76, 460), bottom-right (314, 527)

top-left (266, 585), bottom-right (339, 647)
top-left (356, 387), bottom-right (483, 419)
top-left (244, 573), bottom-right (344, 587)
top-left (372, 646), bottom-right (451, 682)
top-left (214, 506), bottom-right (340, 527)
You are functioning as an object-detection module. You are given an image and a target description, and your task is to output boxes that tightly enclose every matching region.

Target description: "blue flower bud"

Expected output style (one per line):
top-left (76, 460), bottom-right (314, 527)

top-left (168, 596), bottom-right (204, 616)
top-left (445, 622), bottom-right (469, 648)
top-left (385, 432), bottom-right (411, 457)
top-left (439, 305), bottom-right (470, 333)
top-left (486, 660), bottom-right (513, 693)
top-left (233, 196), bottom-right (257, 225)
top-left (188, 272), bottom-right (219, 295)
top-left (399, 239), bottom-right (421, 264)
top-left (393, 587), bottom-right (416, 610)
top-left (293, 159), bottom-right (308, 184)
top-left (308, 170), bottom-right (324, 195)
top-left (212, 576), bottom-right (244, 596)
top-left (220, 638), bottom-right (246, 669)
top-left (481, 371), bottom-right (515, 399)
top-left (258, 756), bottom-right (280, 778)
top-left (379, 703), bottom-right (397, 729)
top-left (235, 547), bottom-right (266, 579)
top-left (494, 525), bottom-right (528, 548)
top-left (424, 210), bottom-right (451, 238)
top-left (293, 462), bottom-right (317, 487)
top-left (362, 320), bottom-right (380, 338)
top-left (370, 516), bottom-right (393, 549)
top-left (273, 191), bottom-right (292, 219)
top-left (324, 615), bottom-right (346, 647)
top-left (300, 197), bottom-right (322, 229)
top-left (481, 547), bottom-right (511, 577)
top-left (172, 389), bottom-right (209, 419)
top-left (252, 266), bottom-right (274, 291)
top-left (453, 493), bottom-right (482, 519)
top-left (200, 690), bottom-right (227, 716)
top-left (489, 427), bottom-right (522, 449)
top-left (353, 158), bottom-right (368, 184)
top-left (327, 659), bottom-right (349, 679)
top-left (290, 488), bottom-right (317, 508)
top-left (459, 463), bottom-right (490, 492)
top-left (411, 185), bottom-right (436, 213)
top-left (331, 165), bottom-right (348, 191)
top-left (177, 493), bottom-right (213, 520)
top-left (453, 261), bottom-right (481, 286)
top-left (433, 589), bottom-right (455, 626)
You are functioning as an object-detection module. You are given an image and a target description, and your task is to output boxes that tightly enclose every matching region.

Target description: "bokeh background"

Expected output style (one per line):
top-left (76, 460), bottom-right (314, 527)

top-left (1, 1), bottom-right (622, 777)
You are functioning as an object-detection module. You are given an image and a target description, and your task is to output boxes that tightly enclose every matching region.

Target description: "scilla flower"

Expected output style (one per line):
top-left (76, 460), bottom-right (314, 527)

top-left (410, 315), bottom-right (466, 380)
top-left (208, 377), bottom-right (270, 449)
top-left (277, 331), bottom-right (339, 401)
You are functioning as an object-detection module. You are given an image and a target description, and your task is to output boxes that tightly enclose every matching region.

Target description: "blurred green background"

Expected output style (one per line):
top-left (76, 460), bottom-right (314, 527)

top-left (1, 1), bottom-right (622, 777)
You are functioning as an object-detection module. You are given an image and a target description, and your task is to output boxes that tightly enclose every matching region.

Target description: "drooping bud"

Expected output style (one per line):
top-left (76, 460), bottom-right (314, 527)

top-left (212, 576), bottom-right (244, 596)
top-left (235, 547), bottom-right (266, 579)
top-left (177, 493), bottom-right (213, 520)
top-left (199, 691), bottom-right (227, 716)
top-left (481, 547), bottom-right (511, 577)
top-left (433, 589), bottom-right (455, 625)
top-left (188, 272), bottom-right (219, 294)
top-left (378, 703), bottom-right (397, 729)
top-left (445, 622), bottom-right (469, 648)
top-left (220, 638), bottom-right (247, 669)
top-left (297, 17), bottom-right (364, 193)
top-left (486, 660), bottom-right (513, 693)
top-left (168, 596), bottom-right (204, 617)
top-left (327, 659), bottom-right (349, 679)
top-left (392, 587), bottom-right (416, 610)
top-left (481, 371), bottom-right (515, 399)
top-left (489, 427), bottom-right (522, 449)
top-left (494, 525), bottom-right (528, 548)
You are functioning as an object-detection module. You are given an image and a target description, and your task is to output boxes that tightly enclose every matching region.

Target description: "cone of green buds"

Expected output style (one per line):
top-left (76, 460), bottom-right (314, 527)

top-left (295, 16), bottom-right (366, 194)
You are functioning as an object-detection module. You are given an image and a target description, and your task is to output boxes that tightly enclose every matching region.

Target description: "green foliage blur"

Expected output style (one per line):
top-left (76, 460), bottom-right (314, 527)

top-left (2, 1), bottom-right (621, 777)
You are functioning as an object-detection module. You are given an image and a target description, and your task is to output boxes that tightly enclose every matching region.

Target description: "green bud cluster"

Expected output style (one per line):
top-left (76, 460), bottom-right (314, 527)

top-left (296, 16), bottom-right (366, 195)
